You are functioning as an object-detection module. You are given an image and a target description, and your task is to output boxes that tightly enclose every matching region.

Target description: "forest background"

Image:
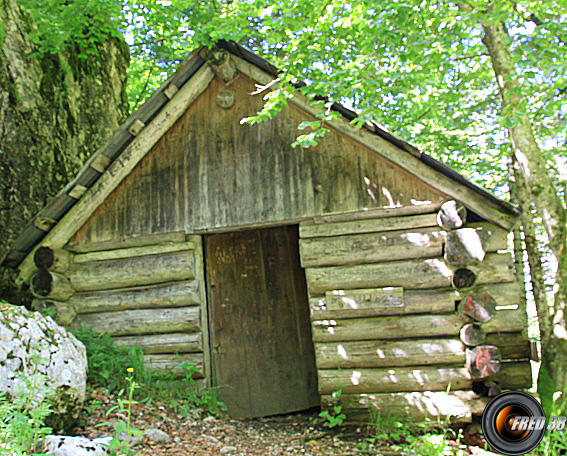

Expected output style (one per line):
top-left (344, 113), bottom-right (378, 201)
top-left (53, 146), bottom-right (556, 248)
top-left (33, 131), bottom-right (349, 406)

top-left (0, 0), bottom-right (565, 412)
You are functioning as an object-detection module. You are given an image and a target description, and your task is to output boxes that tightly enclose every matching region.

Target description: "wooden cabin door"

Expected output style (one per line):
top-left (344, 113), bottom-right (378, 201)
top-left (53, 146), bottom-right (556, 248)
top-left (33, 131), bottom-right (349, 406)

top-left (205, 225), bottom-right (319, 417)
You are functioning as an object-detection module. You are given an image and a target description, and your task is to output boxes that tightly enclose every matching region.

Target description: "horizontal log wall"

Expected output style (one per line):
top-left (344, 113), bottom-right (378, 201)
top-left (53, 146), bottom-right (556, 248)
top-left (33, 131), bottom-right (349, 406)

top-left (299, 205), bottom-right (530, 423)
top-left (35, 235), bottom-right (208, 380)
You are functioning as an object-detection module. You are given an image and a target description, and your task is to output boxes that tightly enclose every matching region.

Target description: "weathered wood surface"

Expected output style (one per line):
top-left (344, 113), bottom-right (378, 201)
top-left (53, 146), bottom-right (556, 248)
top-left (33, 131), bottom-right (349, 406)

top-left (318, 364), bottom-right (472, 394)
top-left (34, 247), bottom-right (73, 272)
top-left (322, 391), bottom-right (489, 423)
top-left (458, 282), bottom-right (521, 309)
top-left (485, 332), bottom-right (531, 360)
top-left (232, 55), bottom-right (517, 230)
top-left (71, 306), bottom-right (200, 336)
top-left (310, 288), bottom-right (457, 319)
top-left (312, 308), bottom-right (527, 342)
top-left (299, 228), bottom-right (444, 267)
top-left (305, 253), bottom-right (515, 293)
top-left (114, 333), bottom-right (202, 354)
top-left (303, 202), bottom-right (443, 225)
top-left (437, 201), bottom-right (467, 230)
top-left (69, 74), bottom-right (445, 247)
top-left (69, 250), bottom-right (194, 292)
top-left (73, 241), bottom-right (194, 263)
top-left (318, 360), bottom-right (531, 394)
top-left (491, 361), bottom-right (532, 389)
top-left (460, 324), bottom-right (487, 346)
top-left (32, 299), bottom-right (76, 326)
top-left (31, 270), bottom-right (75, 301)
top-left (200, 49), bottom-right (238, 82)
top-left (314, 338), bottom-right (465, 368)
top-left (460, 292), bottom-right (497, 322)
top-left (143, 353), bottom-right (204, 377)
top-left (17, 64), bottom-right (216, 284)
top-left (467, 346), bottom-right (501, 379)
top-left (71, 280), bottom-right (200, 314)
top-left (325, 287), bottom-right (404, 311)
top-left (300, 214), bottom-right (439, 239)
top-left (67, 232), bottom-right (186, 253)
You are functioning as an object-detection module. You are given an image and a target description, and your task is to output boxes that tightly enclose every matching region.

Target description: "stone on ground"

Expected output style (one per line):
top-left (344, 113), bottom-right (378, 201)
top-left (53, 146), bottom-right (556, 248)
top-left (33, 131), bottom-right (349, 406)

top-left (42, 435), bottom-right (111, 456)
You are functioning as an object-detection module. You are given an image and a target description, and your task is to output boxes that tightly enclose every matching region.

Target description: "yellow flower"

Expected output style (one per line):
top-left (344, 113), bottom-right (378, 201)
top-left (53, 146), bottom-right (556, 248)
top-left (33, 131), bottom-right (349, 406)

top-left (127, 368), bottom-right (134, 373)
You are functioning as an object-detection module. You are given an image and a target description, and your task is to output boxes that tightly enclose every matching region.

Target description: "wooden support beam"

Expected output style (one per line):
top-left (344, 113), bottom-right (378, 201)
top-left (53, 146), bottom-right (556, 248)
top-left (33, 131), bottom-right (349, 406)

top-left (200, 48), bottom-right (238, 83)
top-left (114, 333), bottom-right (202, 354)
top-left (314, 338), bottom-right (465, 369)
top-left (300, 213), bottom-right (439, 238)
top-left (16, 65), bottom-right (215, 285)
top-left (30, 270), bottom-right (75, 301)
top-left (312, 308), bottom-right (527, 342)
top-left (33, 216), bottom-right (57, 232)
top-left (69, 250), bottom-right (195, 292)
top-left (322, 391), bottom-right (489, 423)
top-left (164, 83), bottom-right (179, 99)
top-left (305, 253), bottom-right (515, 293)
top-left (437, 200), bottom-right (467, 230)
top-left (34, 247), bottom-right (73, 273)
top-left (70, 306), bottom-right (200, 336)
top-left (299, 227), bottom-right (444, 267)
top-left (90, 154), bottom-right (111, 173)
top-left (71, 280), bottom-right (200, 314)
top-left (310, 288), bottom-right (457, 319)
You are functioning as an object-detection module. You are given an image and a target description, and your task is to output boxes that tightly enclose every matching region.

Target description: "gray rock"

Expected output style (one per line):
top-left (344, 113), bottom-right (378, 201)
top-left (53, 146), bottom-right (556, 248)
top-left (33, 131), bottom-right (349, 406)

top-left (42, 435), bottom-right (111, 456)
top-left (144, 428), bottom-right (171, 443)
top-left (0, 305), bottom-right (87, 432)
top-left (119, 430), bottom-right (142, 446)
top-left (220, 445), bottom-right (238, 454)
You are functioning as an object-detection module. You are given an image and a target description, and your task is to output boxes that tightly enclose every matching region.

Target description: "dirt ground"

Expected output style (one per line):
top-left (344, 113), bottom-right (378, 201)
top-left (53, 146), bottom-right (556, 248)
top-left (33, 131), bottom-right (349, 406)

top-left (74, 387), bottom-right (495, 455)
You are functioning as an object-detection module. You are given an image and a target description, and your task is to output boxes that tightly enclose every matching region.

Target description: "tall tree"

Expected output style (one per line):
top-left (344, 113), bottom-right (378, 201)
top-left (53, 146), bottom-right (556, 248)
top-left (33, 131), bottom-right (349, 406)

top-left (0, 0), bottom-right (130, 303)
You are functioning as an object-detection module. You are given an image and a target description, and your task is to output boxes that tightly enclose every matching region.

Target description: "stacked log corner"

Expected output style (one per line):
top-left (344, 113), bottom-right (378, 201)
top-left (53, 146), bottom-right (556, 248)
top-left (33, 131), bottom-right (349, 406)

top-left (299, 201), bottom-right (531, 424)
top-left (28, 237), bottom-right (208, 383)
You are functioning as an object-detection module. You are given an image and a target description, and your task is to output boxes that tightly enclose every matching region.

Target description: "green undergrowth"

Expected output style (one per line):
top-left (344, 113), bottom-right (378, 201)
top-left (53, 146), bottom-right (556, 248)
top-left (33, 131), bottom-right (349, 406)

top-left (71, 326), bottom-right (225, 417)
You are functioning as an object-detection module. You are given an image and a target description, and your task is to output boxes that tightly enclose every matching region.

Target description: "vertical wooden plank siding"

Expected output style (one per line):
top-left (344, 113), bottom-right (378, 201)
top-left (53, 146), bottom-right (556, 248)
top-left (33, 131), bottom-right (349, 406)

top-left (69, 75), bottom-right (445, 247)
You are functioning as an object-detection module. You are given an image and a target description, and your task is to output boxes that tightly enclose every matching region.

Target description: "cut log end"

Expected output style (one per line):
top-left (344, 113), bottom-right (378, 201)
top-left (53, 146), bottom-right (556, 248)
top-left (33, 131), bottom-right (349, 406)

top-left (466, 346), bottom-right (501, 379)
top-left (460, 323), bottom-right (486, 346)
top-left (31, 270), bottom-right (53, 297)
top-left (452, 268), bottom-right (476, 289)
top-left (461, 293), bottom-right (496, 322)
top-left (34, 247), bottom-right (55, 270)
top-left (437, 201), bottom-right (467, 230)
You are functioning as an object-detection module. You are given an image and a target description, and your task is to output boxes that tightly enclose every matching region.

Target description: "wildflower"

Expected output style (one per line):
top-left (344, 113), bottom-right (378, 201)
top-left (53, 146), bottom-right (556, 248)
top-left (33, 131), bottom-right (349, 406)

top-left (127, 368), bottom-right (134, 373)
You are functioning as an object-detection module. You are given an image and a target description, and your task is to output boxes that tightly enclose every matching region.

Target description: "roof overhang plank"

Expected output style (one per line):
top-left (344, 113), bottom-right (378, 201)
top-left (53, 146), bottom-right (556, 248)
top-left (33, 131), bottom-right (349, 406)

top-left (15, 64), bottom-right (216, 286)
top-left (230, 54), bottom-right (517, 232)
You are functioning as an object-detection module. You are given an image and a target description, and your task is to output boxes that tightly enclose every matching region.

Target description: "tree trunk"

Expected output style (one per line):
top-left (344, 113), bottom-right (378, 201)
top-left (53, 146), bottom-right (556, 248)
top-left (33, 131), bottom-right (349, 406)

top-left (0, 0), bottom-right (129, 305)
top-left (480, 19), bottom-right (567, 400)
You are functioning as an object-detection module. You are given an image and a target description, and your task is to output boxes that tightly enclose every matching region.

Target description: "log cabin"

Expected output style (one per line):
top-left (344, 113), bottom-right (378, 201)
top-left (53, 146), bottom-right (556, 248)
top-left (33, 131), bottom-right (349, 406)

top-left (2, 40), bottom-right (533, 423)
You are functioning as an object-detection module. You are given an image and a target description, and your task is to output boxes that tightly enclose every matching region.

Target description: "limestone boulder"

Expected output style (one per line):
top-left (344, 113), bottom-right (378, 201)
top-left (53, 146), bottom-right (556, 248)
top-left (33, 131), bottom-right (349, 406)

top-left (0, 303), bottom-right (87, 432)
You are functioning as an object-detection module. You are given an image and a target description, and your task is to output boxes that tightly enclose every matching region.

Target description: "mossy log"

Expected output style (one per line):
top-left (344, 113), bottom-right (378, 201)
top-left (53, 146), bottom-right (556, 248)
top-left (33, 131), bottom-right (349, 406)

top-left (312, 308), bottom-right (527, 342)
top-left (322, 391), bottom-right (489, 423)
top-left (30, 270), bottom-right (75, 301)
top-left (143, 353), bottom-right (205, 378)
top-left (31, 299), bottom-right (77, 326)
top-left (314, 338), bottom-right (465, 369)
top-left (33, 247), bottom-right (73, 272)
top-left (71, 280), bottom-right (200, 314)
top-left (310, 288), bottom-right (457, 319)
top-left (437, 200), bottom-right (467, 230)
top-left (305, 253), bottom-right (514, 293)
top-left (113, 333), bottom-right (202, 354)
top-left (69, 250), bottom-right (195, 291)
top-left (460, 323), bottom-right (487, 346)
top-left (70, 306), bottom-right (200, 336)
top-left (466, 346), bottom-right (501, 379)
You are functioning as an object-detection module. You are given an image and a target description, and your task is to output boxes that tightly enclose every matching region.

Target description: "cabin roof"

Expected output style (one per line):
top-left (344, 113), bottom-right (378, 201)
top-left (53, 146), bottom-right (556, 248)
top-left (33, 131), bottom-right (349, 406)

top-left (2, 40), bottom-right (519, 272)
